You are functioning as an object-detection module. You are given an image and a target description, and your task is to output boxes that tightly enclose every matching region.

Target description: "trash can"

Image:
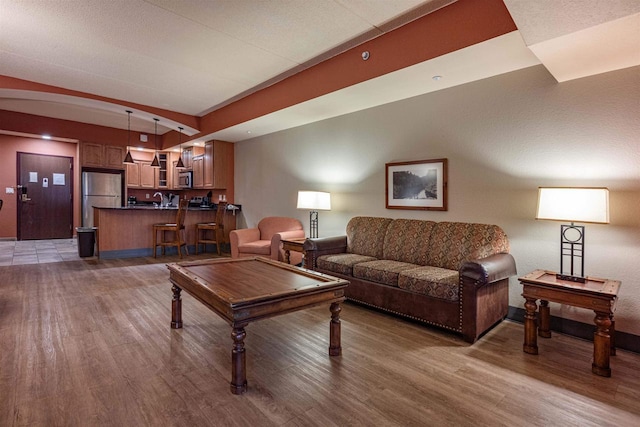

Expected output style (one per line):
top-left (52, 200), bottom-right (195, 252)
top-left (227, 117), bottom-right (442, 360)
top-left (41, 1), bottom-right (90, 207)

top-left (76, 227), bottom-right (97, 257)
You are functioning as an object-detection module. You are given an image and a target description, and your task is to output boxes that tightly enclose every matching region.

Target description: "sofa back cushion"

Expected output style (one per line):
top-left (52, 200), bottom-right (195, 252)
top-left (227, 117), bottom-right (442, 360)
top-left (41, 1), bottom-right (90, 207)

top-left (382, 219), bottom-right (436, 265)
top-left (346, 216), bottom-right (392, 258)
top-left (426, 222), bottom-right (510, 271)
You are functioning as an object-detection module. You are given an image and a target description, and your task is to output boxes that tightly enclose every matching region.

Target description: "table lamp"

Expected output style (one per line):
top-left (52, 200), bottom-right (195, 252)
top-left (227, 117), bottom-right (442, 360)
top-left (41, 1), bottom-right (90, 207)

top-left (297, 191), bottom-right (331, 238)
top-left (536, 187), bottom-right (609, 283)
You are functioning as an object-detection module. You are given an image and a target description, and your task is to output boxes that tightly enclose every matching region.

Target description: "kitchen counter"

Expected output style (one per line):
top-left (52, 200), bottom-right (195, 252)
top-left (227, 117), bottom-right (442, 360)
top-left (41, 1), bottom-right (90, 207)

top-left (104, 205), bottom-right (218, 211)
top-left (93, 205), bottom-right (237, 258)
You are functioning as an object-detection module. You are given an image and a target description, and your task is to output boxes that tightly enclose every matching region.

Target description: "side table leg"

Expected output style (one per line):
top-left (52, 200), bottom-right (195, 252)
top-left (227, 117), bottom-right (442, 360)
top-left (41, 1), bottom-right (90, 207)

top-left (171, 284), bottom-right (182, 329)
top-left (231, 326), bottom-right (248, 394)
top-left (538, 300), bottom-right (551, 338)
top-left (523, 297), bottom-right (538, 355)
top-left (329, 302), bottom-right (342, 356)
top-left (610, 315), bottom-right (616, 356)
top-left (592, 312), bottom-right (612, 377)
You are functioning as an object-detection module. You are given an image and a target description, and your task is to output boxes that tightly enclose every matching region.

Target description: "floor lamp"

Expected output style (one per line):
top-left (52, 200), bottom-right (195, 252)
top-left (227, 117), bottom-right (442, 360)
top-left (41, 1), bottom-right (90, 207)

top-left (536, 187), bottom-right (609, 283)
top-left (297, 191), bottom-right (331, 238)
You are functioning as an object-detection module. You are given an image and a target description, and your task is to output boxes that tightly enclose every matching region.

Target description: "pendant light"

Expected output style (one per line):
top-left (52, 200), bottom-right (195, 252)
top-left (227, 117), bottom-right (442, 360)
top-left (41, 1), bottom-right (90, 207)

top-left (150, 118), bottom-right (160, 168)
top-left (123, 110), bottom-right (135, 164)
top-left (175, 126), bottom-right (186, 169)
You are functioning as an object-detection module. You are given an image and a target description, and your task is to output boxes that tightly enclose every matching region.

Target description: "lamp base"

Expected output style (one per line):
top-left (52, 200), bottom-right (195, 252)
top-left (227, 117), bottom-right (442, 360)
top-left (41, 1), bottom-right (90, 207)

top-left (556, 273), bottom-right (586, 283)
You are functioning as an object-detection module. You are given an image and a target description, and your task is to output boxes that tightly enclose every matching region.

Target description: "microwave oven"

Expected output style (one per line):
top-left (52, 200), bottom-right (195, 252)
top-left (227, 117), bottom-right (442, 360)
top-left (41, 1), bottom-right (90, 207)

top-left (177, 171), bottom-right (192, 188)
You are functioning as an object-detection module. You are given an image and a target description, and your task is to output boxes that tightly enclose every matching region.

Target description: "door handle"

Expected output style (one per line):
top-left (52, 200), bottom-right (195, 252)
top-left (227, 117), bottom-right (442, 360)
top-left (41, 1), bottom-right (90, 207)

top-left (21, 194), bottom-right (31, 202)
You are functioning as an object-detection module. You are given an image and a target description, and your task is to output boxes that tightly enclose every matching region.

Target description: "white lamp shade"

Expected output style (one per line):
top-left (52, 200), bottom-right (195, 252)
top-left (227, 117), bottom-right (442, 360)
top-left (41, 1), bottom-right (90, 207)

top-left (297, 191), bottom-right (331, 210)
top-left (536, 187), bottom-right (609, 224)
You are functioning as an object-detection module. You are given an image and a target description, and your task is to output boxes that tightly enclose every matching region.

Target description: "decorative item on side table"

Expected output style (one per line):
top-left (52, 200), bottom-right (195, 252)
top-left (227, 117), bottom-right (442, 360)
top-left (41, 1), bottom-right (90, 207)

top-left (297, 191), bottom-right (331, 238)
top-left (536, 187), bottom-right (609, 282)
top-left (385, 158), bottom-right (447, 210)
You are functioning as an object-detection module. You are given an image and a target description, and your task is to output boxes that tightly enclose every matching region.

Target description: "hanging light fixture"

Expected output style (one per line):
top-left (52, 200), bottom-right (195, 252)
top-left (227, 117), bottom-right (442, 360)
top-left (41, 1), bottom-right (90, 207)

top-left (175, 126), bottom-right (185, 169)
top-left (123, 110), bottom-right (135, 164)
top-left (150, 118), bottom-right (160, 167)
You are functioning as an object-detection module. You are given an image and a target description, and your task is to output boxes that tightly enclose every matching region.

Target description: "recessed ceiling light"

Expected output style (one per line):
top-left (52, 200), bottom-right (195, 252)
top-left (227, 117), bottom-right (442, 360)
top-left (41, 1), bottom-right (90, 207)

top-left (432, 75), bottom-right (442, 81)
top-left (247, 130), bottom-right (251, 134)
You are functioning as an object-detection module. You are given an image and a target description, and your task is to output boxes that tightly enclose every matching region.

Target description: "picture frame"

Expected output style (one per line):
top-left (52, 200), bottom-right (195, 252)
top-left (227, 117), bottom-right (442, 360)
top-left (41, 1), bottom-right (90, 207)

top-left (385, 158), bottom-right (448, 210)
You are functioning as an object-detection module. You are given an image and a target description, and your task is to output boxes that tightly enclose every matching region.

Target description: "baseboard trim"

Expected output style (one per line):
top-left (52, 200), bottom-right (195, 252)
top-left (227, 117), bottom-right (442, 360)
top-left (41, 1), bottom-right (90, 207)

top-left (508, 306), bottom-right (639, 354)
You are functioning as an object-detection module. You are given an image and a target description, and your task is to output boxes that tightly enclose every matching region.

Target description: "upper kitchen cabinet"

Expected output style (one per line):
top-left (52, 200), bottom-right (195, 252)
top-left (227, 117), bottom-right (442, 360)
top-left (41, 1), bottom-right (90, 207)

top-left (81, 143), bottom-right (124, 169)
top-left (203, 140), bottom-right (233, 189)
top-left (181, 146), bottom-right (204, 170)
top-left (125, 151), bottom-right (155, 189)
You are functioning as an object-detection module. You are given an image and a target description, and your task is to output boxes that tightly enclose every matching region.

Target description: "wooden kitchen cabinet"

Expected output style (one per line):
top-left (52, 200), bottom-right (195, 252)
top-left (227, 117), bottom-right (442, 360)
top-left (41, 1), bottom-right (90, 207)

top-left (81, 143), bottom-right (124, 169)
top-left (192, 155), bottom-right (204, 188)
top-left (203, 140), bottom-right (233, 189)
top-left (140, 162), bottom-right (155, 188)
top-left (104, 145), bottom-right (125, 168)
top-left (126, 162), bottom-right (140, 187)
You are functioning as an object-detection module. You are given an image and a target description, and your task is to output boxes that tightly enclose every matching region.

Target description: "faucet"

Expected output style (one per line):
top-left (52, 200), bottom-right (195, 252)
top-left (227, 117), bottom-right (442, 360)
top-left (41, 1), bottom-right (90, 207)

top-left (153, 192), bottom-right (164, 207)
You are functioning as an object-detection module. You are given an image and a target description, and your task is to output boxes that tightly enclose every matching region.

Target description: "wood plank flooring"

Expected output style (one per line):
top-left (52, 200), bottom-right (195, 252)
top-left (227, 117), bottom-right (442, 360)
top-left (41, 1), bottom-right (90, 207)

top-left (1, 256), bottom-right (639, 426)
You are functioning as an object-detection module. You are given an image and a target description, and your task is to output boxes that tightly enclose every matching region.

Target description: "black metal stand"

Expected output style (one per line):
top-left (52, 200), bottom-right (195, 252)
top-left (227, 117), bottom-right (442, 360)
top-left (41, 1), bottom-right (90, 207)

top-left (558, 222), bottom-right (586, 283)
top-left (309, 210), bottom-right (319, 239)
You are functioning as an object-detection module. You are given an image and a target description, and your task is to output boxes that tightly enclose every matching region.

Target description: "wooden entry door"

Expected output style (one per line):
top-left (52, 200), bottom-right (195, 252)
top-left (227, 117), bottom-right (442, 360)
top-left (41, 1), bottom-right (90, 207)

top-left (17, 152), bottom-right (73, 240)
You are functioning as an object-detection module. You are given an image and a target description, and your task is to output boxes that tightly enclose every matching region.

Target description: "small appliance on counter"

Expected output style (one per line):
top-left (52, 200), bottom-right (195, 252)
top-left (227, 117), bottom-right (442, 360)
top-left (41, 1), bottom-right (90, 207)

top-left (127, 196), bottom-right (137, 205)
top-left (189, 196), bottom-right (204, 207)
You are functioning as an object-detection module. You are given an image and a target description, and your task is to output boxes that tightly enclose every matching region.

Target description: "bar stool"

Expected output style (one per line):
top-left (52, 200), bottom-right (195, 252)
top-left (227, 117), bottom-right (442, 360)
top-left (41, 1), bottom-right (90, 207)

top-left (152, 199), bottom-right (189, 258)
top-left (195, 202), bottom-right (227, 255)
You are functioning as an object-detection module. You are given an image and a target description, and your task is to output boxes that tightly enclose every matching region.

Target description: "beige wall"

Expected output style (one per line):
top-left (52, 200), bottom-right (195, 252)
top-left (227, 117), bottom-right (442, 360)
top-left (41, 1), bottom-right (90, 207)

top-left (234, 64), bottom-right (640, 335)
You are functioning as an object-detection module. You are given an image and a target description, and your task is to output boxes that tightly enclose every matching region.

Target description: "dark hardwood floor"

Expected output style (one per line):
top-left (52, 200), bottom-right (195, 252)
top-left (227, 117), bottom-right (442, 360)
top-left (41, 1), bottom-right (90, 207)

top-left (1, 256), bottom-right (639, 426)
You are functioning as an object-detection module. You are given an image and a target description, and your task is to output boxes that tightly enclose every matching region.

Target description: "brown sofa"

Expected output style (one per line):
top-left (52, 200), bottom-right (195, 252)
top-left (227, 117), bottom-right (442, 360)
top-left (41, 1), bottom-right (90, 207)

top-left (303, 216), bottom-right (517, 343)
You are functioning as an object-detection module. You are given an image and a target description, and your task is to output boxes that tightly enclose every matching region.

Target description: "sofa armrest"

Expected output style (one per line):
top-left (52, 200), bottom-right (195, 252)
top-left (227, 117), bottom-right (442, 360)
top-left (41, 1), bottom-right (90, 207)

top-left (460, 253), bottom-right (516, 343)
top-left (271, 229), bottom-right (305, 261)
top-left (460, 253), bottom-right (517, 285)
top-left (229, 228), bottom-right (260, 258)
top-left (303, 236), bottom-right (348, 269)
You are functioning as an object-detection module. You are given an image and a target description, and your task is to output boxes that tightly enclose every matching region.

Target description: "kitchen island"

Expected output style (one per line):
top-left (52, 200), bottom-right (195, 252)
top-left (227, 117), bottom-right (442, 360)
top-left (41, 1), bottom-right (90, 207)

top-left (93, 205), bottom-right (237, 258)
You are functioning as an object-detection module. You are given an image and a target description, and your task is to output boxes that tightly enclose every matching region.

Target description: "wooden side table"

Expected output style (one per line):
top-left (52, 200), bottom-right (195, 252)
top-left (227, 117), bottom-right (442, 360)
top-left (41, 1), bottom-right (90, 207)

top-left (519, 270), bottom-right (621, 377)
top-left (281, 238), bottom-right (306, 264)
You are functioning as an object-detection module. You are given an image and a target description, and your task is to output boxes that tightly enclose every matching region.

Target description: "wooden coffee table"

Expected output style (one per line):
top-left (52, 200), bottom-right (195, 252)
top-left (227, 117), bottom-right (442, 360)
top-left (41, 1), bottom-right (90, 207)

top-left (167, 256), bottom-right (349, 394)
top-left (519, 270), bottom-right (621, 377)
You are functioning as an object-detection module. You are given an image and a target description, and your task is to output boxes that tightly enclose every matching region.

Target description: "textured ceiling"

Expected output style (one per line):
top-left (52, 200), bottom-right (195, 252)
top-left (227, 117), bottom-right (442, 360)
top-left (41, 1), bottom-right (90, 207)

top-left (0, 0), bottom-right (638, 143)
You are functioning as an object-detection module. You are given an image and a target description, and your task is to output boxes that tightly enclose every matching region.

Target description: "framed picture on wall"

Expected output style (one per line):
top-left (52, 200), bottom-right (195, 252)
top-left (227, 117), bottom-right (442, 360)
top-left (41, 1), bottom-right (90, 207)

top-left (385, 158), bottom-right (448, 210)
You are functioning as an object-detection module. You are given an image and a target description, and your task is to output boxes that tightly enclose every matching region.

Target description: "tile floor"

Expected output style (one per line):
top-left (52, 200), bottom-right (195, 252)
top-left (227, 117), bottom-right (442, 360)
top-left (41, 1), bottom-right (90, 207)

top-left (0, 238), bottom-right (85, 266)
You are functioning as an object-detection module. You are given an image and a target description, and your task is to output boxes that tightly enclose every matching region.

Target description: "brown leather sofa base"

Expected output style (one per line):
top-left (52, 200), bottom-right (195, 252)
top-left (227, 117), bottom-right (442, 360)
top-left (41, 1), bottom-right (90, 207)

top-left (304, 228), bottom-right (516, 343)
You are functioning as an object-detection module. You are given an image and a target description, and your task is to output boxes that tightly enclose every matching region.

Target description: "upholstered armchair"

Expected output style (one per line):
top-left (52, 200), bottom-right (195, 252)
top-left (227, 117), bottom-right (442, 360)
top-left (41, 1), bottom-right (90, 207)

top-left (230, 216), bottom-right (305, 264)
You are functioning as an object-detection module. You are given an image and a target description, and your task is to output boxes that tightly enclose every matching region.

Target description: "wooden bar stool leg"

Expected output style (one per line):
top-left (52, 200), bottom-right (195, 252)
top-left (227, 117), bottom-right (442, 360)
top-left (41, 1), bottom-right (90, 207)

top-left (152, 226), bottom-right (157, 258)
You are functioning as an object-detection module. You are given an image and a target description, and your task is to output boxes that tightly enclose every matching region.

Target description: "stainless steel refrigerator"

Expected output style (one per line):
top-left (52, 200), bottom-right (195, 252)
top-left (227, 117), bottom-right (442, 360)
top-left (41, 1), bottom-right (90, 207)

top-left (82, 171), bottom-right (122, 227)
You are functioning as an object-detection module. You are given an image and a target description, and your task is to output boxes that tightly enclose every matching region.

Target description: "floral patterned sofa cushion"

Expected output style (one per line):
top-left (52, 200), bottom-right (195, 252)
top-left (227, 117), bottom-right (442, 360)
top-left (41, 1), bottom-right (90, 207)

top-left (353, 260), bottom-right (419, 287)
top-left (382, 219), bottom-right (436, 265)
top-left (426, 222), bottom-right (510, 271)
top-left (346, 216), bottom-right (393, 258)
top-left (398, 266), bottom-right (460, 301)
top-left (317, 253), bottom-right (378, 276)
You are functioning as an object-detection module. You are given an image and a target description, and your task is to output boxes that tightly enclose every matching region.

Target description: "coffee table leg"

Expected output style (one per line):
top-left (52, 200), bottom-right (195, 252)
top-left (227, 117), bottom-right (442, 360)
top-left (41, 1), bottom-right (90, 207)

top-left (231, 326), bottom-right (248, 394)
top-left (329, 302), bottom-right (342, 356)
top-left (523, 297), bottom-right (538, 355)
top-left (171, 284), bottom-right (182, 329)
top-left (592, 311), bottom-right (612, 377)
top-left (538, 300), bottom-right (551, 338)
